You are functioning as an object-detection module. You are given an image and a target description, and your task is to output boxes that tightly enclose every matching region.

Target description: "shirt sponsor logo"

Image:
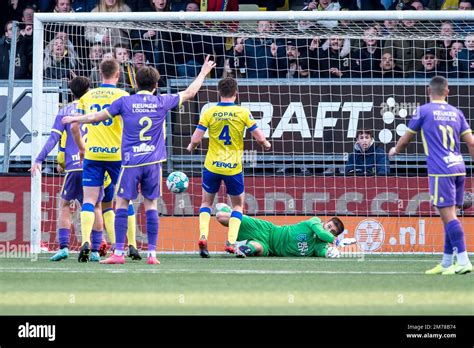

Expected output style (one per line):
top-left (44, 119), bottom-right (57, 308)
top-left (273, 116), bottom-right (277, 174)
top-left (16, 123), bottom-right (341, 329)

top-left (297, 241), bottom-right (309, 256)
top-left (433, 110), bottom-right (458, 122)
top-left (443, 153), bottom-right (464, 167)
top-left (132, 103), bottom-right (157, 113)
top-left (132, 143), bottom-right (156, 153)
top-left (88, 146), bottom-right (119, 154)
top-left (212, 161), bottom-right (238, 169)
top-left (72, 153), bottom-right (80, 161)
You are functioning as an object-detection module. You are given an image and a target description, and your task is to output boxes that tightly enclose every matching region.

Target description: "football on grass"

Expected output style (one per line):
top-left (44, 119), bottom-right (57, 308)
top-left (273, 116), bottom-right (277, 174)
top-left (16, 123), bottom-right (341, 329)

top-left (166, 171), bottom-right (189, 193)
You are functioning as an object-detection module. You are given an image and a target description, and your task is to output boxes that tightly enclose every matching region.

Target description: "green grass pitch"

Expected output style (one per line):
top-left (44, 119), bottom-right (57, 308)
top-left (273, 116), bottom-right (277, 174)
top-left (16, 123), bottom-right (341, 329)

top-left (0, 254), bottom-right (472, 315)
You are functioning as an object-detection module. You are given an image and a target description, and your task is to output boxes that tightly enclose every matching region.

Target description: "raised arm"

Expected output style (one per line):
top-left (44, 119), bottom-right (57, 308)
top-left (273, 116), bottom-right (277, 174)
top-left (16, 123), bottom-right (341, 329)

top-left (178, 55), bottom-right (216, 103)
top-left (62, 110), bottom-right (109, 125)
top-left (250, 128), bottom-right (271, 151)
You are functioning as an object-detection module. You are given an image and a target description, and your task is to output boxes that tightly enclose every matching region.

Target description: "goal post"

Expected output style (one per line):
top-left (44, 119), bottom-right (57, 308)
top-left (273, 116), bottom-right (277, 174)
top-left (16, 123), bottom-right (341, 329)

top-left (31, 10), bottom-right (474, 255)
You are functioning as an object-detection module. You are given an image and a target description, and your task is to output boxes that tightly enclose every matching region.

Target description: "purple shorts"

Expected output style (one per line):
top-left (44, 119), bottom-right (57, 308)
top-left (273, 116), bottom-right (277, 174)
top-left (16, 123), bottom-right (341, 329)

top-left (429, 175), bottom-right (465, 208)
top-left (116, 163), bottom-right (162, 200)
top-left (61, 171), bottom-right (104, 203)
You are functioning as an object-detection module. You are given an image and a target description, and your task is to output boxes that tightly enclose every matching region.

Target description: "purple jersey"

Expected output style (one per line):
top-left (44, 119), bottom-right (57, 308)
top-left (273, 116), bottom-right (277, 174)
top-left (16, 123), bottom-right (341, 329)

top-left (105, 91), bottom-right (180, 166)
top-left (407, 101), bottom-right (471, 175)
top-left (36, 102), bottom-right (85, 172)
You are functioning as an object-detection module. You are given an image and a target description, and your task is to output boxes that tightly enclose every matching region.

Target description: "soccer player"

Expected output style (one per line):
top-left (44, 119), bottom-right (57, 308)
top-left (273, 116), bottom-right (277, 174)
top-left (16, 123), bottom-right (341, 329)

top-left (63, 56), bottom-right (217, 264)
top-left (215, 204), bottom-right (346, 258)
top-left (186, 77), bottom-right (271, 258)
top-left (29, 76), bottom-right (104, 262)
top-left (70, 59), bottom-right (138, 262)
top-left (389, 76), bottom-right (474, 275)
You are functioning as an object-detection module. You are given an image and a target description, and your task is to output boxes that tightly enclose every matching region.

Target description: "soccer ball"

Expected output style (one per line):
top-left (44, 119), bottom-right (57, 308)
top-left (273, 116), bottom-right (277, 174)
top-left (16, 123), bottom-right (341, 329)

top-left (166, 171), bottom-right (189, 193)
top-left (462, 191), bottom-right (473, 210)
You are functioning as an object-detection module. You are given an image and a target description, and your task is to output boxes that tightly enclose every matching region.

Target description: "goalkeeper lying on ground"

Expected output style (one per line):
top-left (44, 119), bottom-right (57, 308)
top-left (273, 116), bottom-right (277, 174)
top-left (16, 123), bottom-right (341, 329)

top-left (215, 204), bottom-right (351, 258)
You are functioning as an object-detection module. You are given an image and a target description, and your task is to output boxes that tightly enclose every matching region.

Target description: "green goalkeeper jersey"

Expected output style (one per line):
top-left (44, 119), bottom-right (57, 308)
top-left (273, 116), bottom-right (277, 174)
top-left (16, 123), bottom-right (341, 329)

top-left (269, 217), bottom-right (335, 257)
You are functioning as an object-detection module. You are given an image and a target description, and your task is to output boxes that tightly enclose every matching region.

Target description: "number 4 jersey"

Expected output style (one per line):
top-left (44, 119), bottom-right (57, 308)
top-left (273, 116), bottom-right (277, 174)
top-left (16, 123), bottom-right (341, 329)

top-left (198, 102), bottom-right (257, 176)
top-left (77, 84), bottom-right (129, 162)
top-left (105, 90), bottom-right (181, 166)
top-left (407, 101), bottom-right (471, 176)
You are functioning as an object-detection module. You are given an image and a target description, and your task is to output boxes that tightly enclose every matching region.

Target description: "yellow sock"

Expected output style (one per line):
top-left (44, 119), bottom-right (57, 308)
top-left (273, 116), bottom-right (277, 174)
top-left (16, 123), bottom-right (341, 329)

top-left (199, 207), bottom-right (211, 240)
top-left (80, 203), bottom-right (95, 245)
top-left (102, 209), bottom-right (116, 244)
top-left (127, 204), bottom-right (137, 248)
top-left (228, 211), bottom-right (243, 245)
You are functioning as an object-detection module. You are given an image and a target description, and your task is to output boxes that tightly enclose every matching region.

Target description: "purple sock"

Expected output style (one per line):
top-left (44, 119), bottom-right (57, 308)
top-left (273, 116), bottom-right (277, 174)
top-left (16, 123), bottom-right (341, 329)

top-left (446, 219), bottom-right (466, 254)
top-left (444, 228), bottom-right (453, 255)
top-left (115, 209), bottom-right (128, 252)
top-left (146, 210), bottom-right (159, 252)
top-left (58, 228), bottom-right (70, 249)
top-left (91, 230), bottom-right (102, 252)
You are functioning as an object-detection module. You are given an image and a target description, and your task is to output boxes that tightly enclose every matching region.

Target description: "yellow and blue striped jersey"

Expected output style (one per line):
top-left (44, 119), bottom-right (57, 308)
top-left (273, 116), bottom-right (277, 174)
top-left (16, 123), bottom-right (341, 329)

top-left (198, 102), bottom-right (257, 176)
top-left (77, 84), bottom-right (129, 161)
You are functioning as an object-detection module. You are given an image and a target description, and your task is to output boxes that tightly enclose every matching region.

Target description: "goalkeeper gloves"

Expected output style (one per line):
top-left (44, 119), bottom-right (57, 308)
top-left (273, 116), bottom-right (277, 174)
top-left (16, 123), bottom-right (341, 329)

top-left (326, 246), bottom-right (340, 258)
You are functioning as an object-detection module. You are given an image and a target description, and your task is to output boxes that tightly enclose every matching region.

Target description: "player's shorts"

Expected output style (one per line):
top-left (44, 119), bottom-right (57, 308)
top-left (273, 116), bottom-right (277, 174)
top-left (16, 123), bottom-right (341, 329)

top-left (116, 163), bottom-right (162, 200)
top-left (103, 183), bottom-right (115, 203)
top-left (202, 168), bottom-right (244, 196)
top-left (429, 175), bottom-right (465, 208)
top-left (82, 159), bottom-right (121, 187)
top-left (61, 170), bottom-right (104, 203)
top-left (237, 215), bottom-right (273, 256)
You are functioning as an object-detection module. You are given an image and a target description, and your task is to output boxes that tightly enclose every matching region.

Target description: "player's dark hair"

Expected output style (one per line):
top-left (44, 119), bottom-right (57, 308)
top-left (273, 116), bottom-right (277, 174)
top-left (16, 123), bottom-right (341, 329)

top-left (330, 217), bottom-right (345, 236)
top-left (218, 77), bottom-right (238, 98)
top-left (68, 76), bottom-right (90, 99)
top-left (99, 59), bottom-right (120, 79)
top-left (356, 129), bottom-right (373, 138)
top-left (429, 76), bottom-right (448, 97)
top-left (136, 66), bottom-right (160, 91)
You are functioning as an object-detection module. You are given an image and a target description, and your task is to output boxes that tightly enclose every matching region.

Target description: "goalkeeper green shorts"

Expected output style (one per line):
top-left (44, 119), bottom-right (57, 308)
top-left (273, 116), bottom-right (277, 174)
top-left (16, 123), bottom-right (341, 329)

top-left (237, 215), bottom-right (274, 256)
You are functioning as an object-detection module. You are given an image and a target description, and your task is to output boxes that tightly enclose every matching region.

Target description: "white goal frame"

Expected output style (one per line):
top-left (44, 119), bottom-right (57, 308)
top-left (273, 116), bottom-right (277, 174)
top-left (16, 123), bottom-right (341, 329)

top-left (31, 10), bottom-right (474, 254)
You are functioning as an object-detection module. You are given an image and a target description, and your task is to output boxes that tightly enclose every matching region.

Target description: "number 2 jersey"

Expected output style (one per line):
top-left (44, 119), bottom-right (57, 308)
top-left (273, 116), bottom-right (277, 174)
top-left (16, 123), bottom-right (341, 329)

top-left (77, 84), bottom-right (129, 162)
top-left (407, 101), bottom-right (471, 176)
top-left (105, 90), bottom-right (181, 166)
top-left (198, 102), bottom-right (257, 176)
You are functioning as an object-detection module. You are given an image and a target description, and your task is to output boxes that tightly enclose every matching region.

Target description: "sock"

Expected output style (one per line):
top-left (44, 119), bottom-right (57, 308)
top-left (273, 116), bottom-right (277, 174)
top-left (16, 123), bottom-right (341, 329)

top-left (80, 203), bottom-right (95, 245)
top-left (103, 208), bottom-right (116, 245)
top-left (58, 228), bottom-right (70, 249)
top-left (446, 219), bottom-right (469, 266)
top-left (441, 229), bottom-right (453, 268)
top-left (228, 211), bottom-right (243, 245)
top-left (114, 208), bottom-right (128, 255)
top-left (146, 209), bottom-right (159, 254)
top-left (127, 204), bottom-right (137, 248)
top-left (199, 207), bottom-right (211, 240)
top-left (148, 251), bottom-right (156, 257)
top-left (91, 230), bottom-right (102, 252)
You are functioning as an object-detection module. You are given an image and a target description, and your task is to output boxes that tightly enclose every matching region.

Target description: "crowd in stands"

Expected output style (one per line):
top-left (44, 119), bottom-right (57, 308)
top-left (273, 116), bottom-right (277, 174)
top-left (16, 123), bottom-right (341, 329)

top-left (1, 0), bottom-right (474, 87)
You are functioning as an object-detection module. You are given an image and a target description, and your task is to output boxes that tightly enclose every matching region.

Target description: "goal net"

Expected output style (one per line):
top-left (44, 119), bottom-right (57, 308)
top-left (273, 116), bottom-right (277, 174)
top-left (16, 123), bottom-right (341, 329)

top-left (30, 11), bottom-right (474, 255)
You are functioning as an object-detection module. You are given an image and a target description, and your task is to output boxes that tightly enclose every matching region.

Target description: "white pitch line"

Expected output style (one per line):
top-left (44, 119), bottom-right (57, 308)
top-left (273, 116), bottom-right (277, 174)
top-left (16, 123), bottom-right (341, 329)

top-left (0, 267), bottom-right (421, 275)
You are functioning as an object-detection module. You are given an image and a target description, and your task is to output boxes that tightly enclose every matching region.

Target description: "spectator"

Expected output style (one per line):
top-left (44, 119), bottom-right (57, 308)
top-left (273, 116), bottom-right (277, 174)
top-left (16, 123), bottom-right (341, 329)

top-left (85, 0), bottom-right (131, 48)
top-left (445, 40), bottom-right (464, 77)
top-left (89, 49), bottom-right (113, 86)
top-left (283, 39), bottom-right (309, 78)
top-left (302, 0), bottom-right (341, 29)
top-left (414, 49), bottom-right (445, 78)
top-left (113, 43), bottom-right (137, 89)
top-left (0, 20), bottom-right (31, 79)
top-left (411, 0), bottom-right (425, 9)
top-left (352, 26), bottom-right (383, 78)
top-left (388, 0), bottom-right (414, 10)
top-left (54, 0), bottom-right (73, 11)
top-left (381, 20), bottom-right (399, 36)
top-left (130, 0), bottom-right (174, 83)
top-left (345, 129), bottom-right (390, 176)
top-left (84, 43), bottom-right (103, 72)
top-left (43, 35), bottom-right (79, 80)
top-left (383, 5), bottom-right (436, 76)
top-left (458, 0), bottom-right (473, 9)
top-left (233, 20), bottom-right (287, 78)
top-left (375, 51), bottom-right (404, 77)
top-left (194, 0), bottom-right (238, 11)
top-left (309, 35), bottom-right (353, 78)
top-left (457, 34), bottom-right (474, 77)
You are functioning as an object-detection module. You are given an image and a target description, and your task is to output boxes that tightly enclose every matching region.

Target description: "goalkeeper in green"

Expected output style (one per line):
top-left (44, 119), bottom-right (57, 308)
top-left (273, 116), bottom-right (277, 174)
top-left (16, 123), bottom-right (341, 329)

top-left (215, 204), bottom-right (345, 258)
